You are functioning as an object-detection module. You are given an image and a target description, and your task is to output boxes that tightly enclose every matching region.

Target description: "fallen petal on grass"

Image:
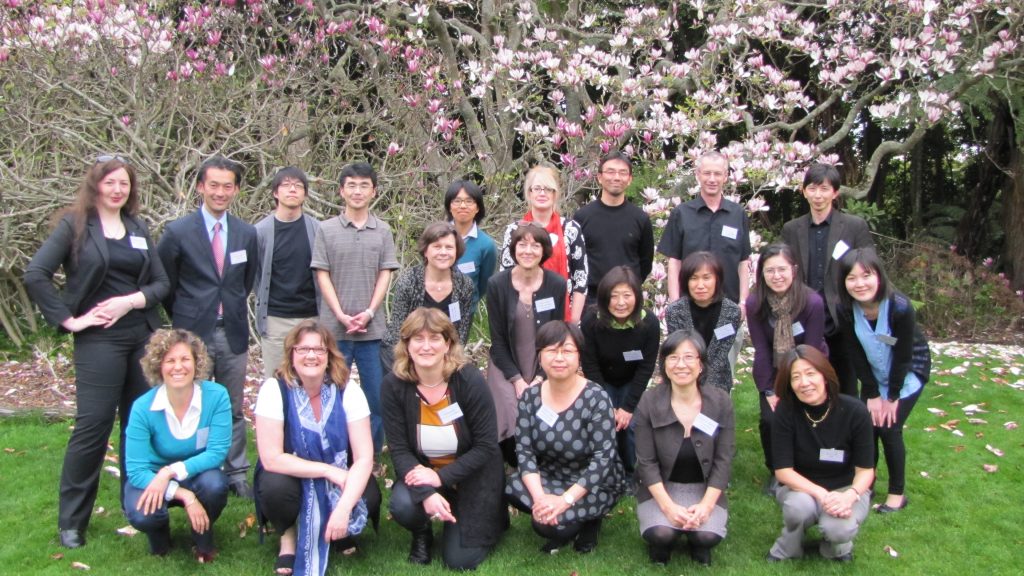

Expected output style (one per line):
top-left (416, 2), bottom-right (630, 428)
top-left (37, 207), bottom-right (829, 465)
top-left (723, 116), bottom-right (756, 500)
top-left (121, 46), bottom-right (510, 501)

top-left (51, 553), bottom-right (64, 560)
top-left (1004, 421), bottom-right (1018, 430)
top-left (967, 418), bottom-right (988, 425)
top-left (985, 444), bottom-right (1004, 457)
top-left (951, 430), bottom-right (964, 437)
top-left (103, 466), bottom-right (120, 478)
top-left (927, 407), bottom-right (947, 416)
top-left (983, 464), bottom-right (999, 473)
top-left (71, 561), bottom-right (90, 570)
top-left (116, 525), bottom-right (138, 536)
top-left (883, 545), bottom-right (899, 557)
top-left (920, 471), bottom-right (930, 478)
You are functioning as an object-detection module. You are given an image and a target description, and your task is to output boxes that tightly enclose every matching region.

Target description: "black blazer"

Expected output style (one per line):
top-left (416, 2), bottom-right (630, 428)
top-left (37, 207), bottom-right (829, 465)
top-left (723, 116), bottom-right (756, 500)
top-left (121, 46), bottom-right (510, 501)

top-left (485, 269), bottom-right (568, 382)
top-left (24, 212), bottom-right (169, 331)
top-left (381, 364), bottom-right (507, 548)
top-left (781, 210), bottom-right (873, 325)
top-left (157, 209), bottom-right (258, 354)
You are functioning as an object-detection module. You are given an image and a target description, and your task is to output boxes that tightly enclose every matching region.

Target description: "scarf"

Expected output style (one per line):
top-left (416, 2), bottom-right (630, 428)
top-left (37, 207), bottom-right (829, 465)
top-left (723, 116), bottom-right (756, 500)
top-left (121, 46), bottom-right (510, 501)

top-left (767, 292), bottom-right (795, 368)
top-left (853, 299), bottom-right (923, 400)
top-left (283, 380), bottom-right (368, 576)
top-left (523, 211), bottom-right (571, 320)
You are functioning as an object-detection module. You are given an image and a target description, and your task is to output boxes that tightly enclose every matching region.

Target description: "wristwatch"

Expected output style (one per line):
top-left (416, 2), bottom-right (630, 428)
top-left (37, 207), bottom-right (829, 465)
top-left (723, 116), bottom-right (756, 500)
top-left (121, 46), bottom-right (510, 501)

top-left (562, 492), bottom-right (575, 506)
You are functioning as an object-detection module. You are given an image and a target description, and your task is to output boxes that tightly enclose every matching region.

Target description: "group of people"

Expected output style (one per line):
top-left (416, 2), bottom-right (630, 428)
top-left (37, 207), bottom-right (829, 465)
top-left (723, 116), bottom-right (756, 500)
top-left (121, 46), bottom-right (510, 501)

top-left (23, 149), bottom-right (929, 572)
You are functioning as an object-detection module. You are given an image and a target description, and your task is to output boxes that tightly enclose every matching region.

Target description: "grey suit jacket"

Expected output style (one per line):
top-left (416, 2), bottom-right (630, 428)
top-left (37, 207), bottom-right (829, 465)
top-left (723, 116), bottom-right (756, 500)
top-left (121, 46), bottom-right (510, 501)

top-left (254, 213), bottom-right (320, 336)
top-left (781, 210), bottom-right (873, 325)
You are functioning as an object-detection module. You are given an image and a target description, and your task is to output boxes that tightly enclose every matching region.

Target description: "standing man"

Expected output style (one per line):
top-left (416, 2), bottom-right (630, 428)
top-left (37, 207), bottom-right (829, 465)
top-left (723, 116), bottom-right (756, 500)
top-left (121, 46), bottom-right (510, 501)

top-left (255, 167), bottom-right (320, 379)
top-left (311, 162), bottom-right (399, 458)
top-left (573, 150), bottom-right (655, 307)
top-left (781, 163), bottom-right (874, 395)
top-left (157, 155), bottom-right (259, 498)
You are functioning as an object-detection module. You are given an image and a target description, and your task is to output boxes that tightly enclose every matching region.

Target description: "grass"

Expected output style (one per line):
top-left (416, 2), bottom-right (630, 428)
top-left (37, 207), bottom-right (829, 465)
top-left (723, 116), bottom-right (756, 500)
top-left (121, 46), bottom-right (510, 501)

top-left (1, 343), bottom-right (1021, 575)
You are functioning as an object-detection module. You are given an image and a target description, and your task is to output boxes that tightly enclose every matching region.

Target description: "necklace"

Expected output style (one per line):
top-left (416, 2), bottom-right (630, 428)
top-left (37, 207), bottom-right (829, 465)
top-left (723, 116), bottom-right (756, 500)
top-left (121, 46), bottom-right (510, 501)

top-left (419, 380), bottom-right (446, 389)
top-left (804, 405), bottom-right (831, 428)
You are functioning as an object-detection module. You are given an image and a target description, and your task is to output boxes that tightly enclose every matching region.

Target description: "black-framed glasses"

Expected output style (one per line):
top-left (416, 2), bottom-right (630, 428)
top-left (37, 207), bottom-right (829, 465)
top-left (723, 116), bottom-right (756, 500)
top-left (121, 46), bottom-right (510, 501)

top-left (96, 154), bottom-right (129, 164)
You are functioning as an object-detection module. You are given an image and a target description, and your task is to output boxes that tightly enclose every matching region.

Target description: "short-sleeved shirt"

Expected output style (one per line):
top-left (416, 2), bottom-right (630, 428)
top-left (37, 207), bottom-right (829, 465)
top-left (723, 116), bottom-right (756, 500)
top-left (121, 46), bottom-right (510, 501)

top-left (310, 213), bottom-right (400, 341)
top-left (254, 378), bottom-right (370, 422)
top-left (657, 195), bottom-right (751, 302)
top-left (268, 216), bottom-right (318, 318)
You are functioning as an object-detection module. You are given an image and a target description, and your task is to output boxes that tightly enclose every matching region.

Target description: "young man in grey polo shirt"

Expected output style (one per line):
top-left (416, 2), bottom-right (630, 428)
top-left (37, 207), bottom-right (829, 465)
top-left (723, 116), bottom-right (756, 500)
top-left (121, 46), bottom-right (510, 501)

top-left (255, 167), bottom-right (320, 379)
top-left (312, 162), bottom-right (400, 456)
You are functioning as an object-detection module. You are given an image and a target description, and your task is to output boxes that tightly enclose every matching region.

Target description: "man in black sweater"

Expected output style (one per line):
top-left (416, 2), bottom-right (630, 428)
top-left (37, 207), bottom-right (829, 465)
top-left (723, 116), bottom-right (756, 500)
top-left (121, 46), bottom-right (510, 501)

top-left (573, 151), bottom-right (655, 308)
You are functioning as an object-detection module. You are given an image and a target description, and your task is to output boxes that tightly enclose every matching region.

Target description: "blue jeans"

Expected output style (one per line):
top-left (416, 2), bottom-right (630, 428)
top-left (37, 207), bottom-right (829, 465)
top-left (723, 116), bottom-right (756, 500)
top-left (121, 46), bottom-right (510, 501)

top-left (123, 468), bottom-right (228, 554)
top-left (337, 339), bottom-right (384, 453)
top-left (601, 384), bottom-right (636, 475)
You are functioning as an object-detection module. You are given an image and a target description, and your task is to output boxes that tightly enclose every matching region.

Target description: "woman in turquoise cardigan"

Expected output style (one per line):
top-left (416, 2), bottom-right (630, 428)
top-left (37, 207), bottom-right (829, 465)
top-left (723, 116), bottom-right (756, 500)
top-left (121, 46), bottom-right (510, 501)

top-left (123, 328), bottom-right (232, 563)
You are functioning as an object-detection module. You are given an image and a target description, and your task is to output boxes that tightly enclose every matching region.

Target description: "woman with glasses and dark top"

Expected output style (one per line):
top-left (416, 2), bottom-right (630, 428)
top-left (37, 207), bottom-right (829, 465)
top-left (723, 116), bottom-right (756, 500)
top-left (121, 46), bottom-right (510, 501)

top-left (381, 222), bottom-right (475, 371)
top-left (837, 248), bottom-right (929, 515)
top-left (254, 321), bottom-right (377, 576)
top-left (123, 329), bottom-right (231, 563)
top-left (486, 224), bottom-right (568, 465)
top-left (766, 345), bottom-right (874, 563)
top-left (444, 181), bottom-right (498, 318)
top-left (580, 266), bottom-right (660, 477)
top-left (23, 155), bottom-right (169, 549)
top-left (746, 243), bottom-right (828, 476)
top-left (634, 330), bottom-right (735, 567)
top-left (499, 165), bottom-right (588, 322)
top-left (664, 251), bottom-right (742, 393)
top-left (382, 308), bottom-right (506, 570)
top-left (506, 321), bottom-right (626, 555)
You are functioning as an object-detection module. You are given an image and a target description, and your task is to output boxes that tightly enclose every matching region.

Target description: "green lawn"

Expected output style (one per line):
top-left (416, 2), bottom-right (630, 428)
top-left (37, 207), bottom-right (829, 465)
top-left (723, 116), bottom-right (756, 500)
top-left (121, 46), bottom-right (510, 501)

top-left (1, 342), bottom-right (1021, 575)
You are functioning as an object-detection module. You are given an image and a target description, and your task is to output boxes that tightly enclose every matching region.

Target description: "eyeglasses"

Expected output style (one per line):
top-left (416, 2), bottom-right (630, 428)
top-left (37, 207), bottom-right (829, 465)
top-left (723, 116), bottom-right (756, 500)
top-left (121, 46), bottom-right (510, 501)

top-left (541, 346), bottom-right (579, 359)
top-left (666, 353), bottom-right (700, 365)
top-left (96, 154), bottom-right (129, 164)
top-left (293, 346), bottom-right (328, 357)
top-left (600, 169), bottom-right (630, 177)
top-left (450, 198), bottom-right (477, 207)
top-left (764, 266), bottom-right (793, 277)
top-left (343, 182), bottom-right (374, 191)
top-left (529, 185), bottom-right (556, 195)
top-left (277, 180), bottom-right (306, 191)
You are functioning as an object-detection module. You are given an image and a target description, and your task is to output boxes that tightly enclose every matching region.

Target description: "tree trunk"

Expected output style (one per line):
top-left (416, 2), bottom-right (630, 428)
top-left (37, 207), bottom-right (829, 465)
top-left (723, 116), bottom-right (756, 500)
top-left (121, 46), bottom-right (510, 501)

top-left (1003, 145), bottom-right (1024, 292)
top-left (909, 139), bottom-right (923, 234)
top-left (956, 95), bottom-right (1013, 259)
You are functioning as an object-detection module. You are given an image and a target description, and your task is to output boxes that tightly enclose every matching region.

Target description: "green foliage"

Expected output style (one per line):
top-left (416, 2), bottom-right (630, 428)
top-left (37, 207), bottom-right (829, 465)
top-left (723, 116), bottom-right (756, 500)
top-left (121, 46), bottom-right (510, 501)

top-left (843, 198), bottom-right (887, 232)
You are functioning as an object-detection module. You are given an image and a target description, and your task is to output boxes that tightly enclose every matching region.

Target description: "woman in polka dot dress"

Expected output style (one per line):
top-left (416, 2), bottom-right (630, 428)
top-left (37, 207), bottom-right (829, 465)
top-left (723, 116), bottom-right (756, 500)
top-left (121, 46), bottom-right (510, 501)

top-left (505, 320), bottom-right (626, 554)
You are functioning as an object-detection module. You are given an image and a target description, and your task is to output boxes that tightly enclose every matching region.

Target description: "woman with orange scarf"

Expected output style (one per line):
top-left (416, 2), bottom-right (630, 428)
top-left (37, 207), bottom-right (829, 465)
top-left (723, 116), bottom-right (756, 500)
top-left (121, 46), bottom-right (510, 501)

top-left (500, 165), bottom-right (588, 323)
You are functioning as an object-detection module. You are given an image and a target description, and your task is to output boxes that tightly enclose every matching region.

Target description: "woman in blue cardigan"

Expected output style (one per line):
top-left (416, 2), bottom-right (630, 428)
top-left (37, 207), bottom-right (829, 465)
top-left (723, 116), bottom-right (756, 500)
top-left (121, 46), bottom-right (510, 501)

top-left (837, 248), bottom-right (930, 514)
top-left (123, 329), bottom-right (231, 563)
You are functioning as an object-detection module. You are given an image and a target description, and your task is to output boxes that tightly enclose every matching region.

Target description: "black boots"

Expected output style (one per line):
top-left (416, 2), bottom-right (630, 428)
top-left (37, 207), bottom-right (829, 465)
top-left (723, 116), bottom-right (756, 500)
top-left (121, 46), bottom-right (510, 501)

top-left (408, 525), bottom-right (433, 565)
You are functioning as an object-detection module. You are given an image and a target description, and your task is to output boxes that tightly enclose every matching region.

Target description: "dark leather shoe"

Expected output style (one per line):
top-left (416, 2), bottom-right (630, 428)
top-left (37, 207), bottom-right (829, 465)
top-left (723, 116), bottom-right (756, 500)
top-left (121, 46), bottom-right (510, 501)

top-left (876, 496), bottom-right (908, 514)
top-left (765, 552), bottom-right (785, 563)
top-left (834, 552), bottom-right (854, 562)
top-left (59, 529), bottom-right (85, 549)
top-left (690, 545), bottom-right (712, 566)
top-left (408, 526), bottom-right (433, 565)
top-left (229, 479), bottom-right (253, 499)
top-left (648, 544), bottom-right (670, 566)
top-left (573, 518), bottom-right (602, 553)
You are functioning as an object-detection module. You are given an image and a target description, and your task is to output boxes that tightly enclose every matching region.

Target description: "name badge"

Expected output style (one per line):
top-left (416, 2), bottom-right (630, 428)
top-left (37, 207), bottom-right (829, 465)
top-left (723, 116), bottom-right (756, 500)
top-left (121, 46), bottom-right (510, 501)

top-left (536, 405), bottom-right (559, 427)
top-left (792, 321), bottom-right (805, 336)
top-left (832, 240), bottom-right (850, 260)
top-left (714, 324), bottom-right (736, 340)
top-left (623, 350), bottom-right (643, 362)
top-left (438, 402), bottom-right (463, 425)
top-left (819, 448), bottom-right (845, 463)
top-left (875, 334), bottom-right (898, 346)
top-left (721, 225), bottom-right (738, 240)
top-left (229, 250), bottom-right (247, 265)
top-left (692, 413), bottom-right (719, 436)
top-left (457, 261), bottom-right (476, 274)
top-left (448, 302), bottom-right (462, 323)
top-left (196, 427), bottom-right (209, 450)
top-left (535, 297), bottom-right (556, 313)
top-left (129, 236), bottom-right (148, 250)
top-left (549, 232), bottom-right (560, 247)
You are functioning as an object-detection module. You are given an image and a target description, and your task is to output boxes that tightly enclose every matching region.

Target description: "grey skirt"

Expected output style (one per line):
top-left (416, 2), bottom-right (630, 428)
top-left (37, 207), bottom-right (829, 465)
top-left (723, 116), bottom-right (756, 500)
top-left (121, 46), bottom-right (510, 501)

top-left (636, 481), bottom-right (728, 538)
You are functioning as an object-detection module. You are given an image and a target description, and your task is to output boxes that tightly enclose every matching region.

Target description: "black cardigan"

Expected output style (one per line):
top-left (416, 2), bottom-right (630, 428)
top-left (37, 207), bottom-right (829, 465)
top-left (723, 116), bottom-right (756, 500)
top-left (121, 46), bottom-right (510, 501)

top-left (485, 269), bottom-right (568, 381)
top-left (381, 364), bottom-right (507, 548)
top-left (839, 290), bottom-right (931, 401)
top-left (23, 212), bottom-right (168, 331)
top-left (579, 309), bottom-right (661, 413)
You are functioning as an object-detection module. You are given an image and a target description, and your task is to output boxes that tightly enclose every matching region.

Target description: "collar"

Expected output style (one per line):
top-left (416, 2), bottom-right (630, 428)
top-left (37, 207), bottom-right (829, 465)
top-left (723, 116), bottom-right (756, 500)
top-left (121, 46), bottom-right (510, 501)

top-left (809, 210), bottom-right (834, 227)
top-left (647, 384), bottom-right (682, 428)
top-left (689, 195), bottom-right (736, 213)
top-left (456, 221), bottom-right (479, 239)
top-left (150, 383), bottom-right (203, 414)
top-left (200, 205), bottom-right (227, 233)
top-left (607, 309), bottom-right (646, 329)
top-left (339, 212), bottom-right (378, 229)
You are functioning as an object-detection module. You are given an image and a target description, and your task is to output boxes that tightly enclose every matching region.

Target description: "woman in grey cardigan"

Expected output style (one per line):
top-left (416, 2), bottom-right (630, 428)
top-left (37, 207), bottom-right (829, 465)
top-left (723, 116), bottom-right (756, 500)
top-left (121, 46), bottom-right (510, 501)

top-left (664, 252), bottom-right (741, 393)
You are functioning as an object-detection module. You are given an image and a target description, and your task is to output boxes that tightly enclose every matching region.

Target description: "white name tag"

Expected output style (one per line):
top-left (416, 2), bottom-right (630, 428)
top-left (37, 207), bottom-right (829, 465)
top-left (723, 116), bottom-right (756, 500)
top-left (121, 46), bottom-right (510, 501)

top-left (623, 350), bottom-right (643, 362)
top-left (875, 334), bottom-right (898, 346)
top-left (549, 232), bottom-right (560, 247)
top-left (713, 324), bottom-right (736, 340)
top-left (820, 448), bottom-right (845, 463)
top-left (457, 261), bottom-right (476, 274)
top-left (535, 297), bottom-right (556, 313)
top-left (129, 236), bottom-right (148, 250)
top-left (536, 404), bottom-right (559, 427)
top-left (195, 427), bottom-right (209, 450)
top-left (229, 249), bottom-right (247, 265)
top-left (792, 321), bottom-right (805, 336)
top-left (448, 302), bottom-right (462, 323)
top-left (721, 225), bottom-right (738, 240)
top-left (832, 240), bottom-right (850, 260)
top-left (692, 413), bottom-right (719, 436)
top-left (438, 402), bottom-right (464, 425)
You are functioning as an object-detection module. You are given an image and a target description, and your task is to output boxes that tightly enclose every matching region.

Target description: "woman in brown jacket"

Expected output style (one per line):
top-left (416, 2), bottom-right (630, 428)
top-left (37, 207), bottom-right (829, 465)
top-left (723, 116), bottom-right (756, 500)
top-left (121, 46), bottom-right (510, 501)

top-left (633, 330), bottom-right (735, 567)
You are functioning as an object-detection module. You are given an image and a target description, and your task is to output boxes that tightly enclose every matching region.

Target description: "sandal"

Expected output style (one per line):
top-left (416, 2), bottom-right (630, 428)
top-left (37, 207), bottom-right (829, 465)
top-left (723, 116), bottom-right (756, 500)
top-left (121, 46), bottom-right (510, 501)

top-left (275, 553), bottom-right (296, 575)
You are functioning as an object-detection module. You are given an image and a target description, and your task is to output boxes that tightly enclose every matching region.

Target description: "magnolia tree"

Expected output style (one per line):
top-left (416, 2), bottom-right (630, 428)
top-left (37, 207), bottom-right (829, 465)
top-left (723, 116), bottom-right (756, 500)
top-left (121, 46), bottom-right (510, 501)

top-left (0, 0), bottom-right (1021, 343)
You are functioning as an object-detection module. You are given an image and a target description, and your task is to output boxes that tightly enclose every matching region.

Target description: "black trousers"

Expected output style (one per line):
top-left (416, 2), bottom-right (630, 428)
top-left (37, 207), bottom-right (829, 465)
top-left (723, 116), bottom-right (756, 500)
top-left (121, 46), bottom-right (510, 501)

top-left (389, 480), bottom-right (492, 570)
top-left (874, 389), bottom-right (922, 495)
top-left (758, 393), bottom-right (776, 471)
top-left (826, 331), bottom-right (858, 397)
top-left (255, 469), bottom-right (382, 545)
top-left (61, 321), bottom-right (152, 532)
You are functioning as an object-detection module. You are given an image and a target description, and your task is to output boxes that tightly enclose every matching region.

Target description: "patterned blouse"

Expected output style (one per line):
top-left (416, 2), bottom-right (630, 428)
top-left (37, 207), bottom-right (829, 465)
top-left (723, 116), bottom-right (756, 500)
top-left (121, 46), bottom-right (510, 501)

top-left (499, 217), bottom-right (589, 296)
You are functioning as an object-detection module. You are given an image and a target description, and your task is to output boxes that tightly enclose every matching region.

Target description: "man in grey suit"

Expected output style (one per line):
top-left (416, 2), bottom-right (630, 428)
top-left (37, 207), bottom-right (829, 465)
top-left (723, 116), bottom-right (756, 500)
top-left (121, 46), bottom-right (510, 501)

top-left (781, 163), bottom-right (874, 395)
top-left (157, 156), bottom-right (259, 498)
top-left (254, 167), bottom-right (320, 379)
